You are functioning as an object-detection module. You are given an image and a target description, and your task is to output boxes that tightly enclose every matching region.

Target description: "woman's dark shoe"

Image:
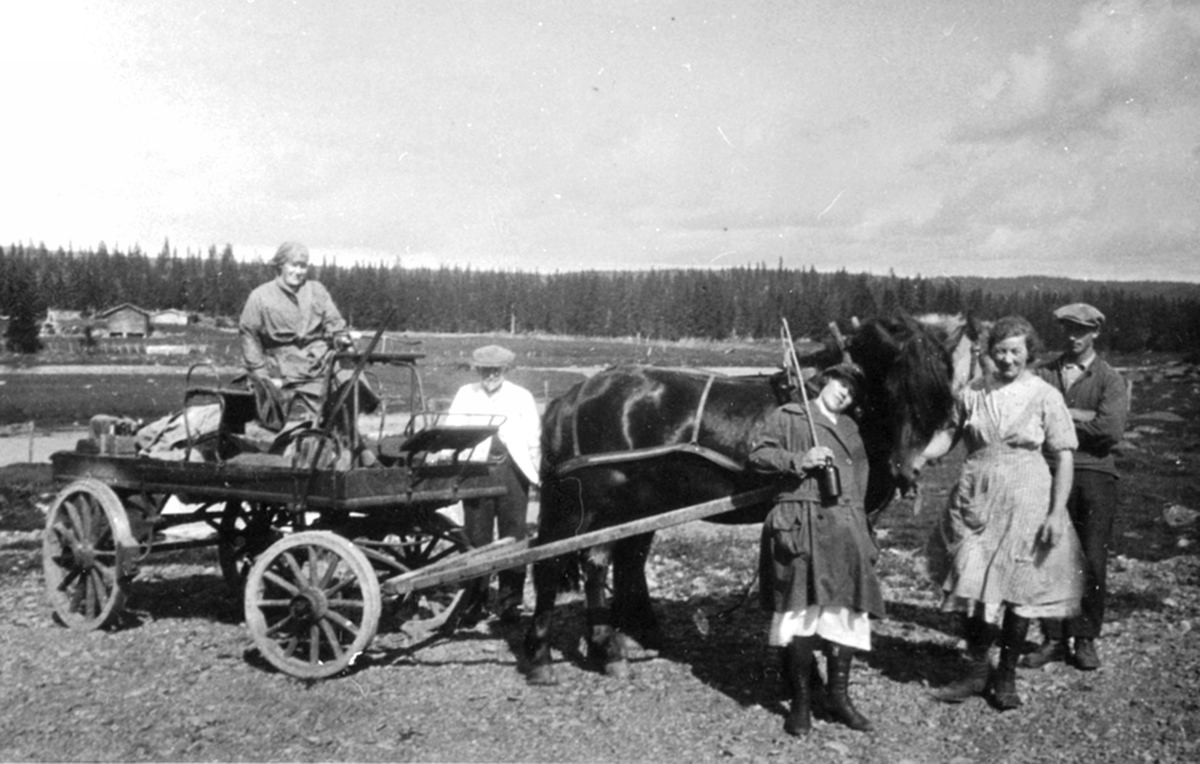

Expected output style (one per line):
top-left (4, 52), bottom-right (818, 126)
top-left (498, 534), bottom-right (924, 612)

top-left (990, 667), bottom-right (1022, 710)
top-left (1071, 638), bottom-right (1101, 670)
top-left (1019, 638), bottom-right (1067, 669)
top-left (931, 613), bottom-right (994, 704)
top-left (783, 638), bottom-right (818, 737)
top-left (825, 645), bottom-right (873, 731)
top-left (990, 610), bottom-right (1029, 711)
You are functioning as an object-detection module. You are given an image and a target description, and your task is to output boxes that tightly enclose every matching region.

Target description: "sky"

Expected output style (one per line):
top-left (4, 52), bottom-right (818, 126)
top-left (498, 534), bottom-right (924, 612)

top-left (2, 0), bottom-right (1198, 282)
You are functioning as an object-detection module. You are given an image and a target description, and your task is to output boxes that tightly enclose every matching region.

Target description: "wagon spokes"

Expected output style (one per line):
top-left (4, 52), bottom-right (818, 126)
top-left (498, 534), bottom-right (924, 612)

top-left (244, 531), bottom-right (381, 679)
top-left (42, 479), bottom-right (135, 631)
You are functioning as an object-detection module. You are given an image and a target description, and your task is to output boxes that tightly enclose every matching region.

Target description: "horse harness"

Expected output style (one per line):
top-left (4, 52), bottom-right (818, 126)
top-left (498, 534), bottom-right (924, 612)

top-left (554, 371), bottom-right (745, 477)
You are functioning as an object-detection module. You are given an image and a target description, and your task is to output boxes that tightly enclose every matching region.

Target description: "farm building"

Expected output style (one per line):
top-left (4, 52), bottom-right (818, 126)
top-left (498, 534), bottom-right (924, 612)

top-left (41, 308), bottom-right (87, 336)
top-left (99, 303), bottom-right (152, 337)
top-left (151, 308), bottom-right (190, 328)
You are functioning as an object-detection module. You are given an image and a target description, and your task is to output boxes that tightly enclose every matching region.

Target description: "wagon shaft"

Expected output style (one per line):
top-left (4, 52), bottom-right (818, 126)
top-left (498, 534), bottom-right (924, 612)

top-left (382, 486), bottom-right (778, 596)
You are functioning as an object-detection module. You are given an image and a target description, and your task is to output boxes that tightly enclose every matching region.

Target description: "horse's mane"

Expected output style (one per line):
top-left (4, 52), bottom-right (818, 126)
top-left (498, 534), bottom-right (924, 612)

top-left (849, 315), bottom-right (956, 441)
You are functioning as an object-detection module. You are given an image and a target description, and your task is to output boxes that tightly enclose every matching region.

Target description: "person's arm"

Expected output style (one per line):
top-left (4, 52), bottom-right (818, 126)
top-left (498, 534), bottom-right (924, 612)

top-left (1038, 449), bottom-right (1074, 546)
top-left (920, 427), bottom-right (960, 462)
top-left (238, 291), bottom-right (269, 377)
top-left (749, 410), bottom-right (828, 475)
top-left (518, 390), bottom-right (542, 483)
top-left (1073, 369), bottom-right (1128, 452)
top-left (312, 282), bottom-right (348, 340)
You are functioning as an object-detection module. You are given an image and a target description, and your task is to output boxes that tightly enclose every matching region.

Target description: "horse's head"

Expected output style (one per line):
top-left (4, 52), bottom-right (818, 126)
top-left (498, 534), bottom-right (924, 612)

top-left (841, 314), bottom-right (963, 514)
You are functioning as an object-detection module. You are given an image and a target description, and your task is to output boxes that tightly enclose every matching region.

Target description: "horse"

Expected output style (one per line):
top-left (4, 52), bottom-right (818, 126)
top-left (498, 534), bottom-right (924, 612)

top-left (523, 314), bottom-right (975, 685)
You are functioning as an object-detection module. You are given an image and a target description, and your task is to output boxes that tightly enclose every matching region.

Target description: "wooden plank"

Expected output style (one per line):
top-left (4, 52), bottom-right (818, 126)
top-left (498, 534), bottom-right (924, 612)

top-left (381, 485), bottom-right (777, 595)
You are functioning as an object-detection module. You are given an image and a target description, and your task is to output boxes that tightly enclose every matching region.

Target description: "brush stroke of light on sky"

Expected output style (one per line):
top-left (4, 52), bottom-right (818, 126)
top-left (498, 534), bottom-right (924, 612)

top-left (1, 0), bottom-right (1198, 282)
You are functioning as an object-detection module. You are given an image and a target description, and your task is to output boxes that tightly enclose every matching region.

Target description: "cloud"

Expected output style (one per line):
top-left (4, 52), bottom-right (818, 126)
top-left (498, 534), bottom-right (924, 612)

top-left (959, 0), bottom-right (1200, 140)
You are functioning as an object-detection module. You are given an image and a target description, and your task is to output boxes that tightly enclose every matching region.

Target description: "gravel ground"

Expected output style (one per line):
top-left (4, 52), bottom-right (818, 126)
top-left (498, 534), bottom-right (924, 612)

top-left (3, 358), bottom-right (1198, 762)
top-left (1, 524), bottom-right (1197, 763)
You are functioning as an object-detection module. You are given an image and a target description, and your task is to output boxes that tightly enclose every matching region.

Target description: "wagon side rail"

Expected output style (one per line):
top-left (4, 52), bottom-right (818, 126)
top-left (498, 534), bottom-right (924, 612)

top-left (381, 485), bottom-right (778, 596)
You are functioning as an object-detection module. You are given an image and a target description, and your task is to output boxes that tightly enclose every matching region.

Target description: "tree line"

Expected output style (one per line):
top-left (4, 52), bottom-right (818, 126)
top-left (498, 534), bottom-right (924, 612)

top-left (3, 240), bottom-right (1199, 354)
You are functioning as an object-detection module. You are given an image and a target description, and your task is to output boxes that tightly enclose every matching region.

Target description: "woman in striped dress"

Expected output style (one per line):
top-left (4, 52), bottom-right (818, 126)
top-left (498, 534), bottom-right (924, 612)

top-left (925, 315), bottom-right (1084, 710)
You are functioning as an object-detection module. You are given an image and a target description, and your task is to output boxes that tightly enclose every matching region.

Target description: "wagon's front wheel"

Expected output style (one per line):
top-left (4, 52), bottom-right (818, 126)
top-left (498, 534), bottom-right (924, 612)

top-left (244, 531), bottom-right (381, 679)
top-left (42, 479), bottom-right (137, 630)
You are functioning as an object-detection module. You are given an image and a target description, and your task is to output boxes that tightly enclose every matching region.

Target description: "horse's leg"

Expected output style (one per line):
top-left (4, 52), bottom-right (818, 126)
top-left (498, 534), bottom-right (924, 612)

top-left (611, 532), bottom-right (663, 650)
top-left (525, 554), bottom-right (561, 686)
top-left (583, 543), bottom-right (631, 678)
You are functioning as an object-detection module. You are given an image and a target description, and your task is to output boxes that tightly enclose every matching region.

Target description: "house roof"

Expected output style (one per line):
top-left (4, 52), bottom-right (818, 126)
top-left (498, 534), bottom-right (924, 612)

top-left (98, 303), bottom-right (152, 318)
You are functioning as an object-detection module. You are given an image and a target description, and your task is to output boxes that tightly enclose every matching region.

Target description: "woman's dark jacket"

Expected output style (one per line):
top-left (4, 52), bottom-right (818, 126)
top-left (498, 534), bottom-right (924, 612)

top-left (750, 402), bottom-right (885, 617)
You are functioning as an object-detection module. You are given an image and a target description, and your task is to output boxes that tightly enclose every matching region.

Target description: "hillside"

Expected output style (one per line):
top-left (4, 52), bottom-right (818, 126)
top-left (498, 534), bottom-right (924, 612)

top-left (928, 274), bottom-right (1200, 300)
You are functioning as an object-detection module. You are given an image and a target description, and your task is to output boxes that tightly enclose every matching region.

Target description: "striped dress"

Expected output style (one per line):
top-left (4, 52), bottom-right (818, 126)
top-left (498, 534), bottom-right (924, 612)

top-left (927, 373), bottom-right (1085, 621)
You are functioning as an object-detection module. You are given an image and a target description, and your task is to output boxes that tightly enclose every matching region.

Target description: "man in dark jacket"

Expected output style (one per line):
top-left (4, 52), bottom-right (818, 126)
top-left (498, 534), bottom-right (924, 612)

top-left (1025, 303), bottom-right (1128, 670)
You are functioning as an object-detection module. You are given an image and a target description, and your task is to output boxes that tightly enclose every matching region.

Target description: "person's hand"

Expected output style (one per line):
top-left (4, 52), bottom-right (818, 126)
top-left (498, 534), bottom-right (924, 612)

top-left (793, 446), bottom-right (833, 473)
top-left (1035, 517), bottom-right (1061, 548)
top-left (333, 332), bottom-right (355, 351)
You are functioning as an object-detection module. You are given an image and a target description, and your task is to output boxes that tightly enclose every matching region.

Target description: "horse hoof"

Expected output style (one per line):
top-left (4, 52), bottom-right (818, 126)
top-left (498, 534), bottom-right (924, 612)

top-left (527, 666), bottom-right (559, 686)
top-left (604, 660), bottom-right (631, 680)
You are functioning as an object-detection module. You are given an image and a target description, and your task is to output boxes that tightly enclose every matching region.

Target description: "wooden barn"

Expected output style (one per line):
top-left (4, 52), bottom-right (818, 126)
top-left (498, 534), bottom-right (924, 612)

top-left (151, 308), bottom-right (190, 329)
top-left (99, 304), bottom-right (152, 337)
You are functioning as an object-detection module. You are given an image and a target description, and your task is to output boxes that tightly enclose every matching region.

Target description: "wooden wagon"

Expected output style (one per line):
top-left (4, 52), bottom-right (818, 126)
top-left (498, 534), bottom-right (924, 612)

top-left (42, 347), bottom-right (774, 679)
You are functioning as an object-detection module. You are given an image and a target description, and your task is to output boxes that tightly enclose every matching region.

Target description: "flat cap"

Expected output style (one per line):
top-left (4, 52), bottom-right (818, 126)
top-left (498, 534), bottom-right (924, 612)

top-left (471, 344), bottom-right (516, 368)
top-left (1053, 303), bottom-right (1105, 328)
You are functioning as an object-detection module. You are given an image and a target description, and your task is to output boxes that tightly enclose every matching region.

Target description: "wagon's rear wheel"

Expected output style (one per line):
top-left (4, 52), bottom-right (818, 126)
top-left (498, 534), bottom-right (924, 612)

top-left (42, 479), bottom-right (137, 630)
top-left (218, 500), bottom-right (284, 595)
top-left (360, 512), bottom-right (473, 636)
top-left (244, 531), bottom-right (381, 679)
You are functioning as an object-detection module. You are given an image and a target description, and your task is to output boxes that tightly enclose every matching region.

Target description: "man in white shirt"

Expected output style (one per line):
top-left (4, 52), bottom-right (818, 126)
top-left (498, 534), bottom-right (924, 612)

top-left (447, 345), bottom-right (541, 624)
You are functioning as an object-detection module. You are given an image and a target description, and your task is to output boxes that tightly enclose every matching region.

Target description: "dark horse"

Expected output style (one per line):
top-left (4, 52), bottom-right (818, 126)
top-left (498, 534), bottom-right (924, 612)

top-left (523, 314), bottom-right (971, 685)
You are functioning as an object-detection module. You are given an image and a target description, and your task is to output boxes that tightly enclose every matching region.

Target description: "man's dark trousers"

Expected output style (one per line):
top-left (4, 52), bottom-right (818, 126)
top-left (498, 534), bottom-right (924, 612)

top-left (1044, 470), bottom-right (1118, 639)
top-left (463, 451), bottom-right (530, 614)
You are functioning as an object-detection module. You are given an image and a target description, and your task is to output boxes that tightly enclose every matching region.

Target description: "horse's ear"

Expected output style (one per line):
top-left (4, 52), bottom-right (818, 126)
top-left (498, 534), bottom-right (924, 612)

top-left (942, 315), bottom-right (967, 350)
top-left (966, 315), bottom-right (992, 343)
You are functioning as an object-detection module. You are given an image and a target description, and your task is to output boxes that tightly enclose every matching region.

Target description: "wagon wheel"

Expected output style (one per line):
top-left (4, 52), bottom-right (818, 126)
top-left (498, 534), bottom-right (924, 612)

top-left (243, 531), bottom-right (382, 679)
top-left (358, 512), bottom-right (474, 636)
top-left (42, 479), bottom-right (137, 630)
top-left (218, 501), bottom-right (285, 595)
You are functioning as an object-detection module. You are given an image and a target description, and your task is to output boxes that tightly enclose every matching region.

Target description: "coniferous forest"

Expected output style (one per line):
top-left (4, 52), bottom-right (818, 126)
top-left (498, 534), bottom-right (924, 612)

top-left (3, 240), bottom-right (1199, 354)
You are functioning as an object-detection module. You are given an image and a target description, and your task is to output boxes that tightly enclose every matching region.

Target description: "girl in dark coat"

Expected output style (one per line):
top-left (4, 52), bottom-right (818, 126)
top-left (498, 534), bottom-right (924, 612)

top-left (750, 362), bottom-right (883, 736)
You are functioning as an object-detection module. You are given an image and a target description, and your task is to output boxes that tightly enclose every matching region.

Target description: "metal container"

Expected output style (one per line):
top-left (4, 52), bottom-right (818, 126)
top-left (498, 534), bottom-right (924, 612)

top-left (817, 457), bottom-right (842, 501)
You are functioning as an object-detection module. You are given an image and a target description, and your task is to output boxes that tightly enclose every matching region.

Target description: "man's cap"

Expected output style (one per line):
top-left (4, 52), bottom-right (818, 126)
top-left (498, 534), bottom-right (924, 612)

top-left (1053, 303), bottom-right (1105, 329)
top-left (471, 344), bottom-right (516, 368)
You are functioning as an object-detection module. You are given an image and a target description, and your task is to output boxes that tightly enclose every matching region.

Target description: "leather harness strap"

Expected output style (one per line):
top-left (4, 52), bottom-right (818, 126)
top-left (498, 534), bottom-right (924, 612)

top-left (560, 371), bottom-right (731, 476)
top-left (555, 443), bottom-right (744, 477)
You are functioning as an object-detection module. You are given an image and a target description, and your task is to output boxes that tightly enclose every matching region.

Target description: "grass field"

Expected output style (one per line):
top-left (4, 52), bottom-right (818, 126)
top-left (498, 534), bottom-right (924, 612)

top-left (1, 330), bottom-right (793, 427)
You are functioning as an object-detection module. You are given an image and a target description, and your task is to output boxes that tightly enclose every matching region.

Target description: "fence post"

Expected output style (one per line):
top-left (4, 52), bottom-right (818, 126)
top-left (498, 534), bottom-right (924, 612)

top-left (27, 420), bottom-right (35, 463)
